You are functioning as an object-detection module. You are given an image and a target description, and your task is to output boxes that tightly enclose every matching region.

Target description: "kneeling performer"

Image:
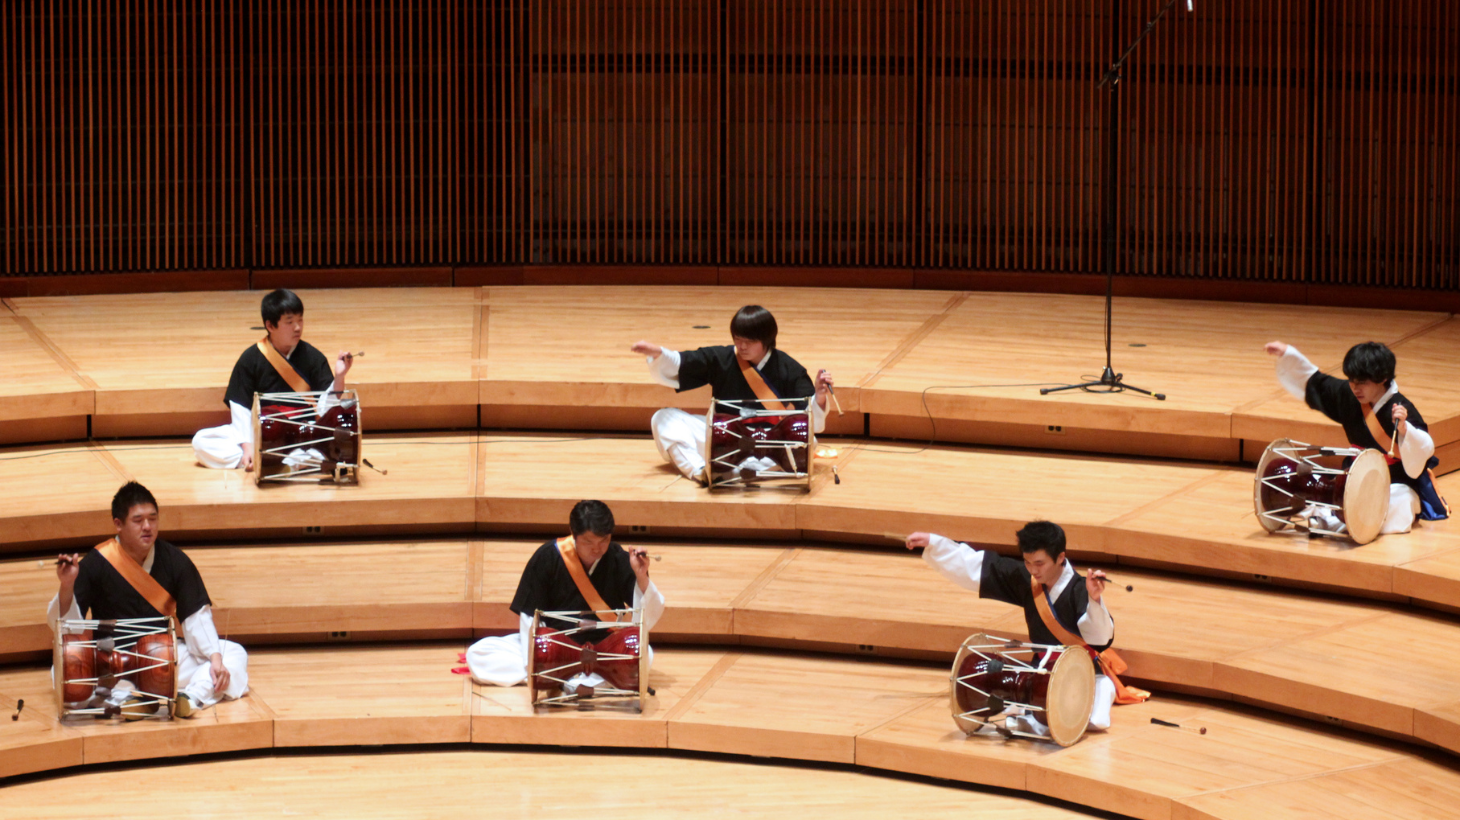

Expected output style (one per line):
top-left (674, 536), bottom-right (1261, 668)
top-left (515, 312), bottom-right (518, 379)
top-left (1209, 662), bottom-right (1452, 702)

top-left (48, 482), bottom-right (249, 717)
top-left (905, 521), bottom-right (1147, 739)
top-left (466, 500), bottom-right (666, 689)
top-left (631, 305), bottom-right (833, 483)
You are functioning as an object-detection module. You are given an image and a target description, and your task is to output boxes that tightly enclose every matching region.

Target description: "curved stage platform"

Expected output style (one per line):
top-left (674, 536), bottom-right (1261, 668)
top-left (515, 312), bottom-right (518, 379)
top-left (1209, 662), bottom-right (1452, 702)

top-left (3, 288), bottom-right (1458, 466)
top-left (3, 644), bottom-right (1460, 820)
top-left (5, 537), bottom-right (1460, 757)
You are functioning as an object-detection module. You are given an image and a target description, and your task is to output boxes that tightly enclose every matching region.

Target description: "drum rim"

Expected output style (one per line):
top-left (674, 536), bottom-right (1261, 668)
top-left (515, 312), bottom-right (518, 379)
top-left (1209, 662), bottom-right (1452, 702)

top-left (1253, 438), bottom-right (1300, 533)
top-left (1343, 449), bottom-right (1391, 545)
top-left (1045, 648), bottom-right (1096, 748)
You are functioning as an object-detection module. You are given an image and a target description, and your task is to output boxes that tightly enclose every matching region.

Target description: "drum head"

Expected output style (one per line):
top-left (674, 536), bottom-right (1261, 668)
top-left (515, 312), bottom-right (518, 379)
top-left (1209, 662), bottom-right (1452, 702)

top-left (1045, 649), bottom-right (1096, 748)
top-left (1253, 438), bottom-right (1296, 533)
top-left (1343, 449), bottom-right (1391, 545)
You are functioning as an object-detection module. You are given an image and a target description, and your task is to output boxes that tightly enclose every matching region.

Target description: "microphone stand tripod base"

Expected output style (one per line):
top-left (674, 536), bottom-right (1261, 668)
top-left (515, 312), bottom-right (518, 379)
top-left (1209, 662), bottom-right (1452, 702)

top-left (1040, 367), bottom-right (1166, 401)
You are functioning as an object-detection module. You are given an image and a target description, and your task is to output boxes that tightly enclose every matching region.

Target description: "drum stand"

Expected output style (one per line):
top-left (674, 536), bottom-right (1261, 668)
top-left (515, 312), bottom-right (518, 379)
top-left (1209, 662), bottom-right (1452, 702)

top-left (528, 610), bottom-right (649, 713)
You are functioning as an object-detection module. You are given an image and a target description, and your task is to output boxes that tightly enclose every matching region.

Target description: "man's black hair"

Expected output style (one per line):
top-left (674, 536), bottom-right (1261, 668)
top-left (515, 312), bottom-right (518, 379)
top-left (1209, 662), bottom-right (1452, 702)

top-left (569, 499), bottom-right (615, 537)
top-left (261, 288), bottom-right (306, 327)
top-left (729, 305), bottom-right (778, 350)
top-left (1342, 341), bottom-right (1396, 388)
top-left (1015, 520), bottom-right (1066, 560)
top-left (111, 481), bottom-right (159, 522)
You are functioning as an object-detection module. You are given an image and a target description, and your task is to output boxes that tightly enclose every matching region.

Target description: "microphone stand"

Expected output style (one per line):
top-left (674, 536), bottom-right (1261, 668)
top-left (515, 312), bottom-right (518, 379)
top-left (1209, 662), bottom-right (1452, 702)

top-left (1041, 0), bottom-right (1186, 402)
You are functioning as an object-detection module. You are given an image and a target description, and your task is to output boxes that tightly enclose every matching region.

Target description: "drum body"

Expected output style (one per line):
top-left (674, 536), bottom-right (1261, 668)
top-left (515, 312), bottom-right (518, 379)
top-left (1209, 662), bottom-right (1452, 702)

top-left (53, 617), bottom-right (179, 720)
top-left (527, 610), bottom-right (648, 712)
top-left (1253, 438), bottom-right (1389, 545)
top-left (704, 398), bottom-right (815, 490)
top-left (253, 390), bottom-right (362, 485)
top-left (949, 633), bottom-right (1096, 747)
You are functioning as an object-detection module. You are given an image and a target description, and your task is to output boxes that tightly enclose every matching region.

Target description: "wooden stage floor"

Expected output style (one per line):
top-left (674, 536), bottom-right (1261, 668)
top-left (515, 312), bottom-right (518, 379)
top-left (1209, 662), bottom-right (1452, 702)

top-left (3, 644), bottom-right (1460, 820)
top-left (3, 287), bottom-right (1456, 466)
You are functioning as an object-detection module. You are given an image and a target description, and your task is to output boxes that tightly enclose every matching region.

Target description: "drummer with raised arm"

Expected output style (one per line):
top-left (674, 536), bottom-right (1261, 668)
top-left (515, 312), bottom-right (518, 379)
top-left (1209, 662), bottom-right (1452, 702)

top-left (631, 305), bottom-right (834, 483)
top-left (905, 521), bottom-right (1147, 739)
top-left (464, 500), bottom-right (666, 689)
top-left (1266, 340), bottom-right (1448, 533)
top-left (48, 482), bottom-right (249, 718)
top-left (192, 288), bottom-right (356, 471)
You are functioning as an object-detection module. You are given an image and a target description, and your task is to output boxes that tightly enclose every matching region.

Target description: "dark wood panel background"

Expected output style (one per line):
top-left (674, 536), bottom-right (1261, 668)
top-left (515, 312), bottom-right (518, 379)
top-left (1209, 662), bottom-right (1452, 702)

top-left (1, 0), bottom-right (1457, 290)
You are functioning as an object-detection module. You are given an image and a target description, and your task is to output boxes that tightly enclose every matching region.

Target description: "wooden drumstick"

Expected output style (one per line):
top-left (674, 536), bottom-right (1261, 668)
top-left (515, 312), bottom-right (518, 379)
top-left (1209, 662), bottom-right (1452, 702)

top-left (1089, 570), bottom-right (1134, 593)
top-left (1389, 424), bottom-right (1398, 457)
top-left (10, 699), bottom-right (22, 720)
top-left (818, 370), bottom-right (843, 415)
top-left (629, 550), bottom-right (662, 563)
top-left (1151, 717), bottom-right (1207, 735)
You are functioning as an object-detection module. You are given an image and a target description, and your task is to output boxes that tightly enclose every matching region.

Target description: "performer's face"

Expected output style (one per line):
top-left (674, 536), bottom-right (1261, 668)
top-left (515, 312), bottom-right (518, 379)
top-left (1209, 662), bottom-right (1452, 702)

top-left (1348, 379), bottom-right (1385, 406)
top-left (265, 312), bottom-right (305, 354)
top-left (1023, 549), bottom-right (1064, 587)
top-left (575, 531), bottom-right (612, 567)
top-left (732, 335), bottom-right (767, 365)
top-left (113, 503), bottom-right (159, 553)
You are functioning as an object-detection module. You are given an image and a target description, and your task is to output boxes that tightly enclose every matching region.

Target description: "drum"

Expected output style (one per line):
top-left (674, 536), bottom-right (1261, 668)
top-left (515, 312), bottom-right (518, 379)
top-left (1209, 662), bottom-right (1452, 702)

top-left (252, 390), bottom-right (362, 485)
top-left (704, 398), bottom-right (815, 490)
top-left (53, 617), bottom-right (179, 720)
top-left (949, 633), bottom-right (1096, 747)
top-left (526, 609), bottom-right (648, 712)
top-left (1253, 438), bottom-right (1390, 545)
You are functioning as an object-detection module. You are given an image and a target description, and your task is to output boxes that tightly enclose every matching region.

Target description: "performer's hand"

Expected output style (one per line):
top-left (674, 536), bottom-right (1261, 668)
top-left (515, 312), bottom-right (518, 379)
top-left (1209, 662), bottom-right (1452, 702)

top-left (239, 446), bottom-right (254, 472)
top-left (55, 554), bottom-right (81, 585)
top-left (815, 369), bottom-right (835, 397)
top-left (904, 532), bottom-right (932, 550)
top-left (335, 350), bottom-right (354, 379)
top-left (1392, 403), bottom-right (1408, 428)
top-left (1264, 341), bottom-right (1289, 357)
top-left (1086, 570), bottom-right (1108, 603)
top-left (210, 653), bottom-right (230, 693)
top-left (629, 548), bottom-right (651, 589)
top-left (630, 341), bottom-right (663, 359)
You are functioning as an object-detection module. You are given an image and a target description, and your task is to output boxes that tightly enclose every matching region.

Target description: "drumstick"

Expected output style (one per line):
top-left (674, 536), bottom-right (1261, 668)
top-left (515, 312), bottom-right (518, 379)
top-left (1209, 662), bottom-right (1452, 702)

top-left (10, 699), bottom-right (21, 720)
top-left (883, 531), bottom-right (909, 543)
top-left (818, 370), bottom-right (843, 415)
top-left (629, 549), bottom-right (663, 563)
top-left (1151, 717), bottom-right (1207, 735)
top-left (1089, 570), bottom-right (1134, 593)
top-left (1389, 424), bottom-right (1398, 457)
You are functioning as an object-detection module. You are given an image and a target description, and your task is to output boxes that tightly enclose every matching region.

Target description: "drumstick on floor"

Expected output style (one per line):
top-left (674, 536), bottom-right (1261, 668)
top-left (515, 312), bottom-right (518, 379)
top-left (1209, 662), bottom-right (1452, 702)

top-left (10, 699), bottom-right (22, 720)
top-left (1151, 717), bottom-right (1206, 735)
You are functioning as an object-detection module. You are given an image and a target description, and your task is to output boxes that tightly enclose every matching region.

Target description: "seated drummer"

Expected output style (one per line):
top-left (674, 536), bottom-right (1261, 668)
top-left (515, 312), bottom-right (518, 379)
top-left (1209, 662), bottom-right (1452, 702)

top-left (48, 482), bottom-right (249, 718)
top-left (905, 521), bottom-right (1147, 738)
top-left (1266, 340), bottom-right (1448, 534)
top-left (466, 500), bottom-right (666, 688)
top-left (630, 305), bottom-right (834, 483)
top-left (192, 288), bottom-right (355, 470)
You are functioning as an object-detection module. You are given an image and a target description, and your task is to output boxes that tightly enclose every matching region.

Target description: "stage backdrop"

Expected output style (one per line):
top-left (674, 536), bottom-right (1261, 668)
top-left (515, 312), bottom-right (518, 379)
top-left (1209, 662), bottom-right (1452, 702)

top-left (1, 0), bottom-right (1457, 292)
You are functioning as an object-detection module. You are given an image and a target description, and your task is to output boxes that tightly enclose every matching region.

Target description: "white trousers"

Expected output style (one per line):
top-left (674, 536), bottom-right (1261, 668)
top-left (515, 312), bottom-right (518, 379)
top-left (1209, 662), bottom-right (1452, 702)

top-left (1381, 483), bottom-right (1423, 535)
top-left (651, 408), bottom-right (707, 480)
top-left (177, 639), bottom-right (250, 709)
top-left (192, 424), bottom-right (247, 469)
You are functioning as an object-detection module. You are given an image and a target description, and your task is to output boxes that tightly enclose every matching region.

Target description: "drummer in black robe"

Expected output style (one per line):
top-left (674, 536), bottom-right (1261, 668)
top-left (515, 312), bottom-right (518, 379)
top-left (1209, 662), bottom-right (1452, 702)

top-left (465, 500), bottom-right (666, 687)
top-left (191, 288), bottom-right (355, 470)
top-left (631, 305), bottom-right (834, 482)
top-left (48, 482), bottom-right (249, 717)
top-left (1267, 340), bottom-right (1448, 534)
top-left (905, 521), bottom-right (1146, 739)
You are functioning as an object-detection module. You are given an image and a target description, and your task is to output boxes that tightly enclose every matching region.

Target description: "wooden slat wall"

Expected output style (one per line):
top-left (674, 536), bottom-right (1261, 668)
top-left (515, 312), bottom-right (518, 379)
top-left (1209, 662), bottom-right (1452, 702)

top-left (2, 0), bottom-right (1458, 291)
top-left (0, 0), bottom-right (246, 276)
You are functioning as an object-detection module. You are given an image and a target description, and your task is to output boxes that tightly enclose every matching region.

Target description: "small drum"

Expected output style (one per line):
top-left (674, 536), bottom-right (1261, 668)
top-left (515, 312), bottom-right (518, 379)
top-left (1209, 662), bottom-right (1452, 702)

top-left (1254, 438), bottom-right (1390, 545)
top-left (949, 633), bottom-right (1096, 747)
top-left (53, 616), bottom-right (178, 720)
top-left (526, 609), bottom-right (648, 712)
top-left (252, 390), bottom-right (362, 485)
top-left (704, 398), bottom-right (815, 490)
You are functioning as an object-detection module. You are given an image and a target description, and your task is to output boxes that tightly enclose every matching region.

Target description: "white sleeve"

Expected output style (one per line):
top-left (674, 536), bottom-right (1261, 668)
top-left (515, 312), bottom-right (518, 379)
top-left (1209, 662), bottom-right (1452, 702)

top-left (518, 611), bottom-right (534, 647)
top-left (317, 389), bottom-right (339, 413)
top-left (1078, 597), bottom-right (1115, 647)
top-left (182, 605), bottom-right (223, 660)
top-left (920, 534), bottom-right (984, 594)
top-left (47, 593), bottom-right (85, 635)
top-left (647, 348), bottom-right (682, 389)
top-left (1275, 346), bottom-right (1319, 401)
top-left (229, 401), bottom-right (255, 446)
top-left (810, 390), bottom-right (828, 434)
top-left (1399, 423), bottom-right (1435, 479)
top-left (634, 580), bottom-right (666, 631)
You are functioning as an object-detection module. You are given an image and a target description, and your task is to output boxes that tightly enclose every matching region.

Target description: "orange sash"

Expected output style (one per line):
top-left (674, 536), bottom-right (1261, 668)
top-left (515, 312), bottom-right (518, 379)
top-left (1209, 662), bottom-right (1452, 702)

top-left (1030, 575), bottom-right (1149, 705)
top-left (256, 337), bottom-right (313, 394)
top-left (96, 538), bottom-right (177, 619)
top-left (556, 536), bottom-right (622, 622)
top-left (737, 357), bottom-right (788, 412)
top-left (1361, 402), bottom-right (1392, 452)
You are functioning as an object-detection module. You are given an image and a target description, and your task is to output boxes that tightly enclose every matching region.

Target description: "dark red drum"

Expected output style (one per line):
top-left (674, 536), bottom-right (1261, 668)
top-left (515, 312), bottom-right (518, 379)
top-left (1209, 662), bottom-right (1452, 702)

top-left (950, 633), bottom-right (1095, 747)
top-left (253, 391), bottom-right (362, 484)
top-left (528, 626), bottom-right (642, 694)
top-left (706, 406), bottom-right (813, 489)
top-left (1253, 439), bottom-right (1389, 545)
top-left (135, 633), bottom-right (177, 700)
top-left (60, 632), bottom-right (96, 704)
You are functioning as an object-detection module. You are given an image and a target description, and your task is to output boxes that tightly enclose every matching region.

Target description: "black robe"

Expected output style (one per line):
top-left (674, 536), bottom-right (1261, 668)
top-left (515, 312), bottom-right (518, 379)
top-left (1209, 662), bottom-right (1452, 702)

top-left (980, 552), bottom-right (1111, 669)
top-left (675, 345), bottom-right (816, 411)
top-left (72, 539), bottom-right (212, 623)
top-left (1304, 372), bottom-right (1448, 520)
top-left (223, 340), bottom-right (334, 409)
top-left (510, 539), bottom-right (640, 637)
